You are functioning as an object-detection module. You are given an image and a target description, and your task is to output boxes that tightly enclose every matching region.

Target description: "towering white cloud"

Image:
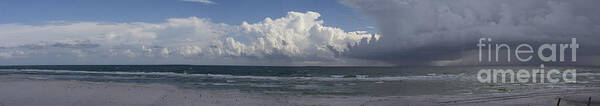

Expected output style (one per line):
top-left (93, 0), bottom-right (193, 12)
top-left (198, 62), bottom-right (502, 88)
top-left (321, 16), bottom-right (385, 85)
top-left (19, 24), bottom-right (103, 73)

top-left (0, 11), bottom-right (379, 65)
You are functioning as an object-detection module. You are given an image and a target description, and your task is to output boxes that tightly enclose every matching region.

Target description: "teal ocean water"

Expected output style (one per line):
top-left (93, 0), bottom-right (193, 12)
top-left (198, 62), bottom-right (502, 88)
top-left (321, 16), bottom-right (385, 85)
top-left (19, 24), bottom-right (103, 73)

top-left (0, 65), bottom-right (599, 96)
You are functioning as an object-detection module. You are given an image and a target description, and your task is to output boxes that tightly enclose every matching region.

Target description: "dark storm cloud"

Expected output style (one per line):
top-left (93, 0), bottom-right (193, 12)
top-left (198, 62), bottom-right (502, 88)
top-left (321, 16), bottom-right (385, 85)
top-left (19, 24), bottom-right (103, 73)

top-left (340, 0), bottom-right (600, 65)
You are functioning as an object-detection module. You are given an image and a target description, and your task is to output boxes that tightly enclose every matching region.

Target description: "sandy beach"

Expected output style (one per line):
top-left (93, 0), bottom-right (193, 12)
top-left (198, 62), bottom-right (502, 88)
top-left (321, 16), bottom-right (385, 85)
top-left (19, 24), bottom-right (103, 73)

top-left (0, 76), bottom-right (598, 106)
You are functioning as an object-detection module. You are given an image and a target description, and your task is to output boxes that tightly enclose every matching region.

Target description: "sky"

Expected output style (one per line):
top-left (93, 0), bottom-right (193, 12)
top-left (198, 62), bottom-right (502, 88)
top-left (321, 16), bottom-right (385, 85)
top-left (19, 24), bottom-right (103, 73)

top-left (1, 0), bottom-right (600, 66)
top-left (0, 0), bottom-right (374, 32)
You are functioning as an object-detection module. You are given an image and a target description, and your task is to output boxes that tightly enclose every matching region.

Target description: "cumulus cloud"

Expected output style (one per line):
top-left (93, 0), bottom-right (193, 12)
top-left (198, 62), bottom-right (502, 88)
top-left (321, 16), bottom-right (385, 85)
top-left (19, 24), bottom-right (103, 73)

top-left (0, 11), bottom-right (379, 65)
top-left (181, 0), bottom-right (215, 4)
top-left (340, 0), bottom-right (600, 65)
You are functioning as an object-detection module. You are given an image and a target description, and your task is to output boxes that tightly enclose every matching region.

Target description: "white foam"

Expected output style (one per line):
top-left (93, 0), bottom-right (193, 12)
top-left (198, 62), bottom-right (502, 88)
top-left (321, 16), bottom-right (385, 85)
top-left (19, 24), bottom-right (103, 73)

top-left (0, 69), bottom-right (463, 81)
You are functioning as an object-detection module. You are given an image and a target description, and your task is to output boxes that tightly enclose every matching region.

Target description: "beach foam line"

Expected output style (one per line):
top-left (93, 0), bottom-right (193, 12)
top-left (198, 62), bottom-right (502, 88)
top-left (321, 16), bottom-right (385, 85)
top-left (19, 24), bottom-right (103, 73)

top-left (0, 69), bottom-right (463, 81)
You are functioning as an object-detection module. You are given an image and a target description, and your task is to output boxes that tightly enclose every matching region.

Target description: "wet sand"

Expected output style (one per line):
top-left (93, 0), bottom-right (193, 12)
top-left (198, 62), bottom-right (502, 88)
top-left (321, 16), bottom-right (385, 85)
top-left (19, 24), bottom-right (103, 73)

top-left (0, 76), bottom-right (598, 106)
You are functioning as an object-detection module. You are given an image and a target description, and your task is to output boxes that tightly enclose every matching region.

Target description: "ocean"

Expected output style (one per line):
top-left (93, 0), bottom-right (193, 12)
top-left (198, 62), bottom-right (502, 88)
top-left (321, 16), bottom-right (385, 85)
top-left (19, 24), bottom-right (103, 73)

top-left (0, 65), bottom-right (599, 96)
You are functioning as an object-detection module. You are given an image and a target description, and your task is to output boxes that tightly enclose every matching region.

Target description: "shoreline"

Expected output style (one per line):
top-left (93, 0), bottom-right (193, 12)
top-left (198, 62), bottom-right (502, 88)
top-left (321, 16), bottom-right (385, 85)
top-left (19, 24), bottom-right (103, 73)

top-left (0, 76), bottom-right (598, 106)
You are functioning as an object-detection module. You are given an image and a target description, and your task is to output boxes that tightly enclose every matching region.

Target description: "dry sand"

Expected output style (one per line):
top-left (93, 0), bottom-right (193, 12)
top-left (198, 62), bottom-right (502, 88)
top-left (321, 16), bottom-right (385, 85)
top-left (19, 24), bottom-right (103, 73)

top-left (0, 76), bottom-right (598, 106)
